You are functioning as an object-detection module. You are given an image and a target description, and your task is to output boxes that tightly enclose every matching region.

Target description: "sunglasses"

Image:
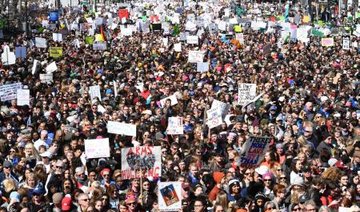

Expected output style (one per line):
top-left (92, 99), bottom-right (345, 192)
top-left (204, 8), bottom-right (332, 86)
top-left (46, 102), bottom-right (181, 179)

top-left (127, 202), bottom-right (136, 206)
top-left (80, 199), bottom-right (89, 202)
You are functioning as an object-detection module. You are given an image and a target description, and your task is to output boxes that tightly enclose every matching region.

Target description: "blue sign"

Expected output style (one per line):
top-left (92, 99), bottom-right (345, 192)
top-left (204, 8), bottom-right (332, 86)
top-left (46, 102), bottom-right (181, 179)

top-left (49, 11), bottom-right (59, 22)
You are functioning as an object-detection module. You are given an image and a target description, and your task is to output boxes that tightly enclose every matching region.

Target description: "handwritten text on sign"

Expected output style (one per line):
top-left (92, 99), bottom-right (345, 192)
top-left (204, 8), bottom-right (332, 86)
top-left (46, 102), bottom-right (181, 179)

top-left (107, 121), bottom-right (137, 137)
top-left (240, 137), bottom-right (271, 168)
top-left (238, 83), bottom-right (256, 105)
top-left (121, 146), bottom-right (161, 180)
top-left (84, 138), bottom-right (110, 159)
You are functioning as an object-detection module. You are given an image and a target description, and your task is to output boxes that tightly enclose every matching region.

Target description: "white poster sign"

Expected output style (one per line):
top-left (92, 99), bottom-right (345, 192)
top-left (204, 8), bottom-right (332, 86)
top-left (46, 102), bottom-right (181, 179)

top-left (89, 85), bottom-right (101, 102)
top-left (238, 83), bottom-right (257, 105)
top-left (40, 73), bottom-right (53, 83)
top-left (45, 62), bottom-right (58, 73)
top-left (188, 51), bottom-right (204, 63)
top-left (35, 37), bottom-right (47, 48)
top-left (1, 45), bottom-right (16, 65)
top-left (0, 83), bottom-right (22, 101)
top-left (84, 138), bottom-right (110, 159)
top-left (186, 35), bottom-right (198, 44)
top-left (121, 146), bottom-right (161, 180)
top-left (32, 59), bottom-right (39, 75)
top-left (174, 43), bottom-right (181, 52)
top-left (160, 94), bottom-right (178, 107)
top-left (211, 99), bottom-right (230, 118)
top-left (158, 182), bottom-right (182, 211)
top-left (166, 117), bottom-right (184, 135)
top-left (197, 62), bottom-right (209, 73)
top-left (107, 121), bottom-right (137, 137)
top-left (16, 89), bottom-right (30, 106)
top-left (206, 107), bottom-right (223, 129)
top-left (52, 33), bottom-right (63, 42)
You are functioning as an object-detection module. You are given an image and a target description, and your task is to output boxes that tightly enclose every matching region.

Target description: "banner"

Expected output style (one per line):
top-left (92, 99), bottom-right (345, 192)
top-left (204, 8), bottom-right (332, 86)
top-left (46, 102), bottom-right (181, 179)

top-left (206, 107), bottom-right (223, 129)
top-left (16, 89), bottom-right (30, 106)
top-left (107, 121), bottom-right (137, 137)
top-left (0, 83), bottom-right (22, 102)
top-left (238, 83), bottom-right (256, 105)
top-left (85, 138), bottom-right (110, 159)
top-left (166, 117), bottom-right (184, 135)
top-left (40, 73), bottom-right (53, 83)
top-left (49, 47), bottom-right (63, 58)
top-left (240, 137), bottom-right (271, 168)
top-left (121, 146), bottom-right (161, 180)
top-left (188, 51), bottom-right (204, 63)
top-left (321, 37), bottom-right (334, 47)
top-left (158, 182), bottom-right (182, 211)
top-left (89, 85), bottom-right (101, 102)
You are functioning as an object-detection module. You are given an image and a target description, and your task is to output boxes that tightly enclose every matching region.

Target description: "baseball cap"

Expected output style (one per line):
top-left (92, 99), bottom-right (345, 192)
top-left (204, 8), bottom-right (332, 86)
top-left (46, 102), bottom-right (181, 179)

top-left (61, 195), bottom-right (72, 211)
top-left (3, 160), bottom-right (12, 168)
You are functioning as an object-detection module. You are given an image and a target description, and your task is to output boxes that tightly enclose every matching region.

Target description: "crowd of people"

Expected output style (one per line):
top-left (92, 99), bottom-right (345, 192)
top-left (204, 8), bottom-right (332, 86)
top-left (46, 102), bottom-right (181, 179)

top-left (0, 0), bottom-right (360, 211)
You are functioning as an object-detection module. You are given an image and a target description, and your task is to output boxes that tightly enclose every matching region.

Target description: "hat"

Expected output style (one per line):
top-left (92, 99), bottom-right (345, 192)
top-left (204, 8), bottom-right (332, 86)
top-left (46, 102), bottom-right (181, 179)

top-left (141, 110), bottom-right (152, 115)
top-left (270, 105), bottom-right (277, 111)
top-left (328, 158), bottom-right (338, 167)
top-left (52, 192), bottom-right (63, 205)
top-left (40, 151), bottom-right (52, 158)
top-left (299, 194), bottom-right (309, 204)
top-left (3, 160), bottom-right (12, 168)
top-left (255, 165), bottom-right (269, 175)
top-left (213, 171), bottom-right (225, 184)
top-left (125, 194), bottom-right (137, 204)
top-left (335, 160), bottom-right (347, 169)
top-left (255, 193), bottom-right (266, 200)
top-left (9, 191), bottom-right (20, 202)
top-left (75, 167), bottom-right (85, 174)
top-left (228, 179), bottom-right (240, 187)
top-left (61, 195), bottom-right (72, 211)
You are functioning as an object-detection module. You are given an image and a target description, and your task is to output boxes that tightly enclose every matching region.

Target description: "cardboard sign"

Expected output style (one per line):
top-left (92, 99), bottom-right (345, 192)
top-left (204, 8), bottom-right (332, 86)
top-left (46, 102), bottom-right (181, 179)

top-left (238, 83), bottom-right (257, 105)
top-left (240, 137), bottom-right (271, 168)
top-left (1, 45), bottom-right (16, 65)
top-left (45, 62), bottom-right (58, 73)
top-left (158, 182), bottom-right (182, 211)
top-left (85, 138), bottom-right (110, 159)
top-left (15, 46), bottom-right (27, 59)
top-left (16, 89), bottom-right (30, 106)
top-left (89, 85), bottom-right (101, 102)
top-left (321, 37), bottom-right (334, 47)
top-left (121, 146), bottom-right (161, 180)
top-left (40, 73), bottom-right (53, 83)
top-left (186, 35), bottom-right (198, 44)
top-left (107, 121), bottom-right (137, 137)
top-left (49, 47), bottom-right (63, 58)
top-left (160, 94), bottom-right (178, 107)
top-left (35, 37), bottom-right (47, 48)
top-left (52, 33), bottom-right (63, 42)
top-left (166, 117), bottom-right (184, 135)
top-left (206, 107), bottom-right (223, 129)
top-left (188, 50), bottom-right (204, 63)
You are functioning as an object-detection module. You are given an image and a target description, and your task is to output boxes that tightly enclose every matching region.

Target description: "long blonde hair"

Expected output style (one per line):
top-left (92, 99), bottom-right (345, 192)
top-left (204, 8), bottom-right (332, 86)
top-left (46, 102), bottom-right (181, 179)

top-left (215, 190), bottom-right (228, 211)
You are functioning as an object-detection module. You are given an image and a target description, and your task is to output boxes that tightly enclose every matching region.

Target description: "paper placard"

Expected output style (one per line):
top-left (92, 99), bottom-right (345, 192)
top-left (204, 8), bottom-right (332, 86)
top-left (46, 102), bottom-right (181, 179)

top-left (52, 33), bottom-right (63, 42)
top-left (240, 137), bottom-right (271, 168)
top-left (188, 50), bottom-right (204, 63)
top-left (186, 35), bottom-right (198, 44)
top-left (1, 45), bottom-right (16, 65)
top-left (121, 146), bottom-right (161, 180)
top-left (0, 83), bottom-right (22, 102)
top-left (166, 117), bottom-right (184, 135)
top-left (321, 37), bottom-right (334, 47)
top-left (35, 37), bottom-right (47, 48)
top-left (49, 47), bottom-right (63, 58)
top-left (45, 62), bottom-right (58, 73)
top-left (207, 107), bottom-right (223, 129)
top-left (93, 42), bottom-right (107, 51)
top-left (174, 43), bottom-right (181, 52)
top-left (211, 99), bottom-right (230, 118)
top-left (160, 94), bottom-right (178, 107)
top-left (16, 89), bottom-right (30, 106)
top-left (197, 62), bottom-right (209, 73)
top-left (238, 83), bottom-right (257, 105)
top-left (32, 60), bottom-right (39, 75)
top-left (107, 121), bottom-right (137, 137)
top-left (40, 73), bottom-right (53, 83)
top-left (342, 36), bottom-right (350, 50)
top-left (15, 46), bottom-right (27, 59)
top-left (158, 182), bottom-right (182, 211)
top-left (85, 138), bottom-right (110, 159)
top-left (89, 85), bottom-right (101, 102)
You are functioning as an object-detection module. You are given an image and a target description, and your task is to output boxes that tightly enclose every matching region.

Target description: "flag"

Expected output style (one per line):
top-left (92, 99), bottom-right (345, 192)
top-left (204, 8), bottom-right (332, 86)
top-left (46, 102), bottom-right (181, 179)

top-left (311, 29), bottom-right (324, 37)
top-left (100, 25), bottom-right (106, 41)
top-left (284, 4), bottom-right (290, 22)
top-left (172, 24), bottom-right (180, 36)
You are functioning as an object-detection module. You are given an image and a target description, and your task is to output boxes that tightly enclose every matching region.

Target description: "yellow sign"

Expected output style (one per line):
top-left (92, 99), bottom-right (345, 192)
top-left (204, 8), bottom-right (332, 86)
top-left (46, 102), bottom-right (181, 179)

top-left (49, 47), bottom-right (63, 58)
top-left (234, 25), bottom-right (242, 33)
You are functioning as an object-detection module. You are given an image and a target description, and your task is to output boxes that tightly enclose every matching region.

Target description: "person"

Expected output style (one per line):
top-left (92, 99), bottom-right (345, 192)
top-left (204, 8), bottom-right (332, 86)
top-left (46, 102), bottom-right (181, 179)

top-left (303, 200), bottom-right (318, 212)
top-left (192, 198), bottom-right (207, 212)
top-left (77, 193), bottom-right (90, 212)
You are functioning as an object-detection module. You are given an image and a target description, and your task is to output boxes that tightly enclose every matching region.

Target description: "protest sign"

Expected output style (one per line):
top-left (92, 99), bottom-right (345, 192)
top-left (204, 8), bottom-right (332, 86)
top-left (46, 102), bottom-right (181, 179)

top-left (0, 83), bottom-right (22, 102)
top-left (89, 85), bottom-right (101, 102)
top-left (40, 73), bottom-right (53, 83)
top-left (35, 37), bottom-right (47, 48)
top-left (197, 62), bottom-right (209, 73)
top-left (188, 51), bottom-right (204, 63)
top-left (321, 37), bottom-right (334, 47)
top-left (45, 62), bottom-right (58, 73)
top-left (158, 182), bottom-right (182, 211)
top-left (186, 35), bottom-right (198, 44)
top-left (160, 94), bottom-right (178, 107)
top-left (84, 138), bottom-right (110, 159)
top-left (235, 33), bottom-right (244, 44)
top-left (166, 117), bottom-right (184, 135)
top-left (52, 33), bottom-right (63, 42)
top-left (93, 42), bottom-right (107, 50)
top-left (342, 36), bottom-right (350, 50)
top-left (121, 146), bottom-right (161, 180)
top-left (49, 47), bottom-right (63, 58)
top-left (206, 107), bottom-right (223, 129)
top-left (240, 137), bottom-right (271, 168)
top-left (238, 83), bottom-right (256, 105)
top-left (16, 89), bottom-right (30, 106)
top-left (174, 43), bottom-right (181, 52)
top-left (15, 46), bottom-right (27, 59)
top-left (107, 121), bottom-right (137, 137)
top-left (211, 99), bottom-right (230, 118)
top-left (1, 45), bottom-right (16, 65)
top-left (49, 11), bottom-right (59, 22)
top-left (32, 59), bottom-right (39, 75)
